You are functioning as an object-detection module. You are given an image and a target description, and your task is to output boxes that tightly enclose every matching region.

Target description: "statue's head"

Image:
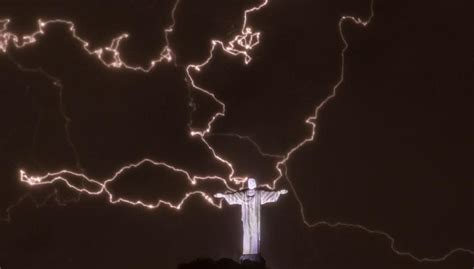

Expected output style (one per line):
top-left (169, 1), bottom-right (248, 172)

top-left (247, 178), bottom-right (257, 190)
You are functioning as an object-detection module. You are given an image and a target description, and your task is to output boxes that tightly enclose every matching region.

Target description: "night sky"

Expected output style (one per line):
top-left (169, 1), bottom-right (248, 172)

top-left (0, 0), bottom-right (472, 268)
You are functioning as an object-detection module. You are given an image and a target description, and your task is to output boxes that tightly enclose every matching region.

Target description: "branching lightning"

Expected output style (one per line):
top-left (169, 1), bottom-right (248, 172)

top-left (19, 159), bottom-right (226, 210)
top-left (1, 0), bottom-right (472, 263)
top-left (284, 167), bottom-right (474, 262)
top-left (0, 18), bottom-right (173, 71)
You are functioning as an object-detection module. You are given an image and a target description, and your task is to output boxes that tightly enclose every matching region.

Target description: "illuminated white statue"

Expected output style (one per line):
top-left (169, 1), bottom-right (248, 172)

top-left (214, 178), bottom-right (288, 262)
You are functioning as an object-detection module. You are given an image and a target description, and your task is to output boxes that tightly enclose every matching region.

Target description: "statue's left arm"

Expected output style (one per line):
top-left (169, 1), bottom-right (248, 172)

top-left (260, 189), bottom-right (288, 204)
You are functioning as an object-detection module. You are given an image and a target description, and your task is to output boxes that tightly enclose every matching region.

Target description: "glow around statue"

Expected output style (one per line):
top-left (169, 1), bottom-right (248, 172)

top-left (214, 178), bottom-right (288, 263)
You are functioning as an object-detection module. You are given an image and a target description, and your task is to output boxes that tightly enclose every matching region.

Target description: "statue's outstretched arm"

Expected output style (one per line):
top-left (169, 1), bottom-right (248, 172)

top-left (260, 189), bottom-right (288, 204)
top-left (214, 191), bottom-right (244, 205)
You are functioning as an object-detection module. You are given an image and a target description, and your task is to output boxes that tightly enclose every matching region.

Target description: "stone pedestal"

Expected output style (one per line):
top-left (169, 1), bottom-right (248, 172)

top-left (240, 254), bottom-right (266, 265)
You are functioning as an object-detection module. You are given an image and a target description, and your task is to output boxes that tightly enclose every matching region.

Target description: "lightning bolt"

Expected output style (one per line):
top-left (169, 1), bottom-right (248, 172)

top-left (284, 167), bottom-right (474, 262)
top-left (1, 0), bottom-right (472, 264)
top-left (274, 1), bottom-right (474, 262)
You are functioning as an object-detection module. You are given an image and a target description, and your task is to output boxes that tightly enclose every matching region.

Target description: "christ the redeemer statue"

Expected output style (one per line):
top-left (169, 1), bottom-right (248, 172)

top-left (214, 178), bottom-right (288, 263)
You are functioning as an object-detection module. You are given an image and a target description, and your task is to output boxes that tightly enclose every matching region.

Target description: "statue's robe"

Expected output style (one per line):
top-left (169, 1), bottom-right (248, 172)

top-left (222, 189), bottom-right (281, 255)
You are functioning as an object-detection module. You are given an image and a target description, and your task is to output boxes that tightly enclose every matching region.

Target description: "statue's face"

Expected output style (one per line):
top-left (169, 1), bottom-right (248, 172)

top-left (247, 178), bottom-right (257, 189)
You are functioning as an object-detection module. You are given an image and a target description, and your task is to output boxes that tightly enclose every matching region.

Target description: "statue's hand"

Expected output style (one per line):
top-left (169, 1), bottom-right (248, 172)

top-left (214, 193), bottom-right (224, 198)
top-left (279, 189), bottom-right (288, 195)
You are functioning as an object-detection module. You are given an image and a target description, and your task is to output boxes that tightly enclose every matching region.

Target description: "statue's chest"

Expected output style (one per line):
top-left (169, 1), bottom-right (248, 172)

top-left (243, 192), bottom-right (260, 208)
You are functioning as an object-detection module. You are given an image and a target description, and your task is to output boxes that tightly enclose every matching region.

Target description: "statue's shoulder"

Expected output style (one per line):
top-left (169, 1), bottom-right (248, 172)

top-left (255, 187), bottom-right (272, 192)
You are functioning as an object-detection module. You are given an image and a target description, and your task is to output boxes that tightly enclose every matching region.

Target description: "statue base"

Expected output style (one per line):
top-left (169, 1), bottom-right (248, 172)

top-left (240, 254), bottom-right (266, 265)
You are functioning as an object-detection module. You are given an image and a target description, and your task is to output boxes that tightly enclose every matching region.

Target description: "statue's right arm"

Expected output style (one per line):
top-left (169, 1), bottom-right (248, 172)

top-left (219, 191), bottom-right (244, 205)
